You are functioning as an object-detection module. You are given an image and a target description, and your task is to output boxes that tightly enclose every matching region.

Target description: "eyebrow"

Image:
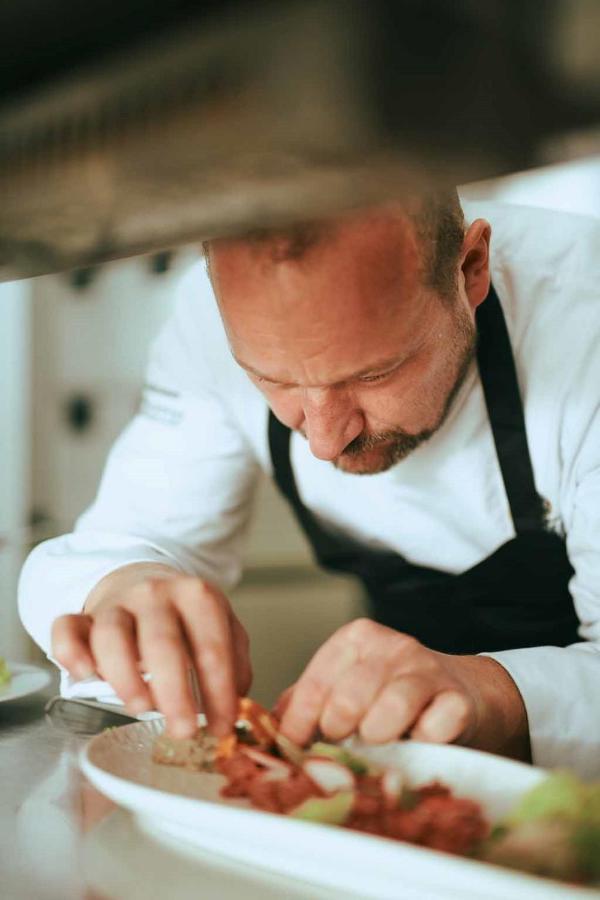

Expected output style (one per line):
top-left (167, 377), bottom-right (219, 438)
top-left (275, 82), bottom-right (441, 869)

top-left (232, 352), bottom-right (405, 386)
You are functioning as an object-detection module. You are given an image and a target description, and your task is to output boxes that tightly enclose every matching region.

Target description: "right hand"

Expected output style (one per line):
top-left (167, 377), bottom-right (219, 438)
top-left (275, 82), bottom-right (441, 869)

top-left (51, 573), bottom-right (252, 738)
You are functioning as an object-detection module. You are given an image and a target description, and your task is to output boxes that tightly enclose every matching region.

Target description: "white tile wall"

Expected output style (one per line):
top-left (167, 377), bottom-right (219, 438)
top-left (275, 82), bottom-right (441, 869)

top-left (30, 251), bottom-right (198, 532)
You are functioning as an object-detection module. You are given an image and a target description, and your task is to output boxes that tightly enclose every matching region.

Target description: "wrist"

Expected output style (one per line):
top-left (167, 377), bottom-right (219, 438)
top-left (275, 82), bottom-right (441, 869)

top-left (447, 654), bottom-right (531, 762)
top-left (84, 562), bottom-right (181, 614)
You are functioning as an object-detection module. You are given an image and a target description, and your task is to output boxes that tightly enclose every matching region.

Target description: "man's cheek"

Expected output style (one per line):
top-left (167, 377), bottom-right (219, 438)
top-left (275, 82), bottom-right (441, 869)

top-left (358, 390), bottom-right (407, 432)
top-left (371, 379), bottom-right (435, 432)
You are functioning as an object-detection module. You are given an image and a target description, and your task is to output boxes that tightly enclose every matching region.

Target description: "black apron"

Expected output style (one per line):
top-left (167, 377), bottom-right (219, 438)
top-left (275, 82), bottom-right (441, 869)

top-left (268, 284), bottom-right (580, 655)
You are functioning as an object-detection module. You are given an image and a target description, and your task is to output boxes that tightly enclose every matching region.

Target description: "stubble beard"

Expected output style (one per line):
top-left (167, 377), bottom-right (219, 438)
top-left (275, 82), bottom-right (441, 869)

top-left (335, 308), bottom-right (477, 475)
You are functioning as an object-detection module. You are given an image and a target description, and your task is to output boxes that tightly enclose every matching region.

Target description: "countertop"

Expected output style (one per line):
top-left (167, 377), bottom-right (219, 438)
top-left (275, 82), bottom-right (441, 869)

top-left (0, 675), bottom-right (347, 900)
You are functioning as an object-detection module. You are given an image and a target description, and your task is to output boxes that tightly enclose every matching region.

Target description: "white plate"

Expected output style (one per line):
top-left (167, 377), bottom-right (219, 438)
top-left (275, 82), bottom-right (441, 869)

top-left (81, 720), bottom-right (598, 900)
top-left (0, 662), bottom-right (52, 703)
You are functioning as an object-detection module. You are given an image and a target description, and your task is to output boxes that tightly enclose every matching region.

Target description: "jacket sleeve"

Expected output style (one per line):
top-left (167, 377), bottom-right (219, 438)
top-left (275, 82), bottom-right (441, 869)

top-left (484, 329), bottom-right (600, 780)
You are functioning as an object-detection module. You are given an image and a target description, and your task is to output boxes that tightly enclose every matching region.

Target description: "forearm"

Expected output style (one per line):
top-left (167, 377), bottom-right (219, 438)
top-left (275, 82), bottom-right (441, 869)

top-left (84, 561), bottom-right (181, 614)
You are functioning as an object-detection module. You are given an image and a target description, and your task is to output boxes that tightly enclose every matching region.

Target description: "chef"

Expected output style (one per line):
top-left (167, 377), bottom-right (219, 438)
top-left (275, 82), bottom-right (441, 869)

top-left (19, 193), bottom-right (600, 777)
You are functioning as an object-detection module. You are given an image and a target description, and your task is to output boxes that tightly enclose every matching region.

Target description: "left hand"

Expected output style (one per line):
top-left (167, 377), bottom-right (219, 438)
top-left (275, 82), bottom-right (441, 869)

top-left (277, 618), bottom-right (530, 760)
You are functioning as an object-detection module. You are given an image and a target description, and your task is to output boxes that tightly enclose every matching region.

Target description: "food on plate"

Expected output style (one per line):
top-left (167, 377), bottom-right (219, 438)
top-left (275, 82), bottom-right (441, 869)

top-left (0, 657), bottom-right (11, 690)
top-left (152, 697), bottom-right (600, 886)
top-left (153, 732), bottom-right (220, 770)
top-left (152, 697), bottom-right (279, 771)
top-left (217, 738), bottom-right (488, 855)
top-left (153, 698), bottom-right (489, 856)
top-left (479, 770), bottom-right (600, 887)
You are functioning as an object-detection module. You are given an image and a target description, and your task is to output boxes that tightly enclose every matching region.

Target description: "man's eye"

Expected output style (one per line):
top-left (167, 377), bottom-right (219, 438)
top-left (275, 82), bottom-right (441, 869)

top-left (255, 375), bottom-right (286, 389)
top-left (359, 370), bottom-right (391, 384)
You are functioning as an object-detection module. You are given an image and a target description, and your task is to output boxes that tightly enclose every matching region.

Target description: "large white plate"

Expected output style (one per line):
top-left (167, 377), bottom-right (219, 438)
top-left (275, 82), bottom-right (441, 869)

top-left (81, 720), bottom-right (598, 900)
top-left (0, 662), bottom-right (52, 703)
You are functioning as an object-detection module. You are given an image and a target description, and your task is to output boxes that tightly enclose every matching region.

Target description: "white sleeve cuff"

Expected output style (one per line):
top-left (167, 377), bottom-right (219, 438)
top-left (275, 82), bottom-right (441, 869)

top-left (481, 644), bottom-right (600, 779)
top-left (58, 672), bottom-right (164, 723)
top-left (59, 672), bottom-right (124, 703)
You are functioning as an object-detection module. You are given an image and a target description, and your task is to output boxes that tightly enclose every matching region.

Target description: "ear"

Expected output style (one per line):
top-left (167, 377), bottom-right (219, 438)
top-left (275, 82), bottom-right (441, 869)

top-left (460, 219), bottom-right (491, 313)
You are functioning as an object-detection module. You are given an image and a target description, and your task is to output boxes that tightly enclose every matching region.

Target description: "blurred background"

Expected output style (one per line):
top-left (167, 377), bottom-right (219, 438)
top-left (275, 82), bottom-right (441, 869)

top-left (1, 0), bottom-right (599, 705)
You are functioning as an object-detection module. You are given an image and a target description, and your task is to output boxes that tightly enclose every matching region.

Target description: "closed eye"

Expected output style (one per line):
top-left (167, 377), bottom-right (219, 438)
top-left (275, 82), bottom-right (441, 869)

top-left (253, 374), bottom-right (291, 389)
top-left (359, 369), bottom-right (394, 384)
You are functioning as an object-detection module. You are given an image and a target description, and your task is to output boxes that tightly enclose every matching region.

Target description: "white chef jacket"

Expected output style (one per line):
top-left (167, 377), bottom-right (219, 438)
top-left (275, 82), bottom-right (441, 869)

top-left (19, 201), bottom-right (600, 777)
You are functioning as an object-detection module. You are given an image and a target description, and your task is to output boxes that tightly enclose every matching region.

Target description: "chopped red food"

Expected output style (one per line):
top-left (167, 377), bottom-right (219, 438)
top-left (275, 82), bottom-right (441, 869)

top-left (213, 698), bottom-right (490, 857)
top-left (218, 752), bottom-right (324, 814)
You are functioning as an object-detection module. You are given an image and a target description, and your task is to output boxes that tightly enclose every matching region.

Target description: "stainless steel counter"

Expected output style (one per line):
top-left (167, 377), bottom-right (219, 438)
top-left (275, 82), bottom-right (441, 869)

top-left (0, 677), bottom-right (348, 900)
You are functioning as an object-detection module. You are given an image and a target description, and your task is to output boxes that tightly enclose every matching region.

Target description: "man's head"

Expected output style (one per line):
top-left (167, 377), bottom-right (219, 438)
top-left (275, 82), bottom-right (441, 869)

top-left (206, 193), bottom-right (491, 475)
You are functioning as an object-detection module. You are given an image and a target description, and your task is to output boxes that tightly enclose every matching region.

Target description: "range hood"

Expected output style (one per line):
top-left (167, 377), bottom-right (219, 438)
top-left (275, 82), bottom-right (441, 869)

top-left (1, 0), bottom-right (599, 280)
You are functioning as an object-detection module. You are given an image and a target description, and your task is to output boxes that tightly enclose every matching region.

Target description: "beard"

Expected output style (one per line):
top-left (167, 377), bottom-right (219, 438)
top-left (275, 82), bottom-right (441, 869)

top-left (335, 306), bottom-right (476, 475)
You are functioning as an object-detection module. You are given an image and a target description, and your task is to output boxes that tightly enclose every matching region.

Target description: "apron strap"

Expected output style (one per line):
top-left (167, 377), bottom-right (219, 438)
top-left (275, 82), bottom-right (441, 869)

top-left (268, 412), bottom-right (340, 555)
top-left (476, 283), bottom-right (547, 533)
top-left (268, 411), bottom-right (300, 508)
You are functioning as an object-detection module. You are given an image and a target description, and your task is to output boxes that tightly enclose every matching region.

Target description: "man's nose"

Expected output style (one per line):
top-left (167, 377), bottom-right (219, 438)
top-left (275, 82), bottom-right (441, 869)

top-left (302, 388), bottom-right (363, 461)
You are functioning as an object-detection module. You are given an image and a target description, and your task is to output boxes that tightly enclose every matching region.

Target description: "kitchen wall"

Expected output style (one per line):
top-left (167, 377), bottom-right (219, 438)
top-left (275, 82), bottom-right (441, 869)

top-left (2, 156), bottom-right (599, 702)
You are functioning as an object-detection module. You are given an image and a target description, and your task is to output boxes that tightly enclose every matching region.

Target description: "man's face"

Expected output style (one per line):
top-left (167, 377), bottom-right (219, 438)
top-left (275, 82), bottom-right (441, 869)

top-left (210, 210), bottom-right (478, 475)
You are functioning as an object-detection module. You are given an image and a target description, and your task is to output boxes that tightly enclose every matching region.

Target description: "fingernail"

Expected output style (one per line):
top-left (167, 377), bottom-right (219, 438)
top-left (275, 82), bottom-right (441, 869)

top-left (127, 697), bottom-right (152, 716)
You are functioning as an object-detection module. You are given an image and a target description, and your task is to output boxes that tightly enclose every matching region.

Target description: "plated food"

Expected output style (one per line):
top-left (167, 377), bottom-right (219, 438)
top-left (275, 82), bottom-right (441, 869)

top-left (481, 770), bottom-right (600, 886)
top-left (153, 698), bottom-right (600, 890)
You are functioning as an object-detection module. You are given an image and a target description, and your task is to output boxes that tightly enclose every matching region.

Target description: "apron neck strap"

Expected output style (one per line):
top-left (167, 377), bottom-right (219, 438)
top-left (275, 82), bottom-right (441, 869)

top-left (476, 282), bottom-right (546, 533)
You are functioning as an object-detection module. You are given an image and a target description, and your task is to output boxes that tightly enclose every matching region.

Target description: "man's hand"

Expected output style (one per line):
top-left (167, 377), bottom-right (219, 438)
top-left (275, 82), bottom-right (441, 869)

top-left (278, 618), bottom-right (530, 761)
top-left (51, 564), bottom-right (252, 739)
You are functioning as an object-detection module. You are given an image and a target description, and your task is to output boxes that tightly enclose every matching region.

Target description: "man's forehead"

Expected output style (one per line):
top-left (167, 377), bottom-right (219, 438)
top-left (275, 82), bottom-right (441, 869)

top-left (210, 210), bottom-right (422, 304)
top-left (208, 211), bottom-right (429, 381)
top-left (211, 206), bottom-right (418, 259)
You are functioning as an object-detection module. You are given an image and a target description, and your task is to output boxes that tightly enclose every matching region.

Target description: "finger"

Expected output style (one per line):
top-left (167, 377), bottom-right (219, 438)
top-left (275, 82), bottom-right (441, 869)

top-left (175, 581), bottom-right (238, 737)
top-left (90, 607), bottom-right (153, 715)
top-left (359, 674), bottom-right (435, 743)
top-left (319, 659), bottom-right (387, 741)
top-left (229, 614), bottom-right (253, 697)
top-left (272, 683), bottom-right (295, 720)
top-left (136, 599), bottom-right (198, 739)
top-left (410, 689), bottom-right (473, 744)
top-left (51, 614), bottom-right (96, 680)
top-left (279, 638), bottom-right (359, 745)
